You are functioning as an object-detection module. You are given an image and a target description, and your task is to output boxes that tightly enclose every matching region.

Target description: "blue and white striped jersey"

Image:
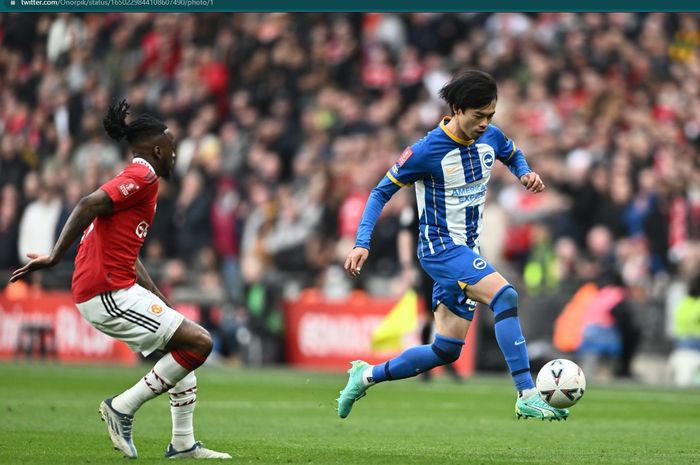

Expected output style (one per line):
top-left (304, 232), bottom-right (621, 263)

top-left (355, 117), bottom-right (531, 258)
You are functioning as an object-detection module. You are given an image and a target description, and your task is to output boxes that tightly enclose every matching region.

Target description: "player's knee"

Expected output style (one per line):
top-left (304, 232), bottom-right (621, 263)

top-left (193, 327), bottom-right (213, 357)
top-left (431, 333), bottom-right (464, 364)
top-left (489, 285), bottom-right (518, 321)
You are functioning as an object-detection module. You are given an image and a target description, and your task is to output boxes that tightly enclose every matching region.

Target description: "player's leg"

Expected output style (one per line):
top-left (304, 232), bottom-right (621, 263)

top-left (79, 285), bottom-right (230, 458)
top-left (111, 318), bottom-right (212, 416)
top-left (465, 272), bottom-right (534, 394)
top-left (337, 271), bottom-right (473, 419)
top-left (337, 303), bottom-right (468, 419)
top-left (465, 272), bottom-right (568, 420)
top-left (77, 287), bottom-right (188, 458)
top-left (337, 247), bottom-right (482, 418)
top-left (160, 324), bottom-right (231, 459)
top-left (99, 317), bottom-right (210, 458)
top-left (366, 267), bottom-right (475, 383)
top-left (369, 302), bottom-right (469, 383)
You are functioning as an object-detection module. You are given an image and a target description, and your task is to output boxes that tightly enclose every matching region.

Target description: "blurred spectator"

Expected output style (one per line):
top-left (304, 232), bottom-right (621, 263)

top-left (556, 273), bottom-right (640, 380)
top-left (17, 177), bottom-right (61, 265)
top-left (47, 14), bottom-right (86, 66)
top-left (72, 113), bottom-right (121, 177)
top-left (669, 272), bottom-right (700, 387)
top-left (0, 185), bottom-right (21, 271)
top-left (174, 170), bottom-right (212, 262)
top-left (1, 12), bottom-right (699, 366)
top-left (210, 177), bottom-right (242, 301)
top-left (0, 135), bottom-right (31, 191)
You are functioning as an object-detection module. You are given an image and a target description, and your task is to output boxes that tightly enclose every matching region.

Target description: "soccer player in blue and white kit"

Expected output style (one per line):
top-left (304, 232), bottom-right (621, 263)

top-left (337, 70), bottom-right (569, 421)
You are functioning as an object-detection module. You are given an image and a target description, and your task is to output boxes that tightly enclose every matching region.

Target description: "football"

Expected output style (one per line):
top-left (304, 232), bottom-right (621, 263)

top-left (536, 359), bottom-right (586, 408)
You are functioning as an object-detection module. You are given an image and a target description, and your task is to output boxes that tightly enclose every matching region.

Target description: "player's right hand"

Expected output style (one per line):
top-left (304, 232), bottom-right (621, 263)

top-left (344, 247), bottom-right (369, 277)
top-left (9, 253), bottom-right (56, 283)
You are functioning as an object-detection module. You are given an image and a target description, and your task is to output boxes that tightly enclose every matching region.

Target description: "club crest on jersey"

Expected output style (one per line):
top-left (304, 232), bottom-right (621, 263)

top-left (149, 303), bottom-right (164, 316)
top-left (135, 220), bottom-right (149, 239)
top-left (477, 145), bottom-right (495, 169)
top-left (473, 258), bottom-right (487, 270)
top-left (119, 181), bottom-right (140, 197)
top-left (483, 152), bottom-right (494, 168)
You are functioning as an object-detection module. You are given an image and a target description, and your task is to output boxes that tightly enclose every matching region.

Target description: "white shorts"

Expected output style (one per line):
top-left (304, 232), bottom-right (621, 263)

top-left (76, 284), bottom-right (185, 356)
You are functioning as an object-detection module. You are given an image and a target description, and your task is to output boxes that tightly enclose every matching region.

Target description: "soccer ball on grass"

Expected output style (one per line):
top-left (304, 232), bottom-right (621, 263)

top-left (535, 359), bottom-right (586, 408)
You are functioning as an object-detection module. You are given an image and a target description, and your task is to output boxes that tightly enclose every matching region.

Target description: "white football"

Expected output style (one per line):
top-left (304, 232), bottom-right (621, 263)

top-left (536, 359), bottom-right (586, 408)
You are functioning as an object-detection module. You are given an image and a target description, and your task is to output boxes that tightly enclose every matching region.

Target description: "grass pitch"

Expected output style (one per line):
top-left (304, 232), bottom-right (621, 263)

top-left (0, 362), bottom-right (698, 464)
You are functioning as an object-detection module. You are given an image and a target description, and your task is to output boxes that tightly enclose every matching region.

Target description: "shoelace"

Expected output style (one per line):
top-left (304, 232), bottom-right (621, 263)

top-left (118, 415), bottom-right (134, 437)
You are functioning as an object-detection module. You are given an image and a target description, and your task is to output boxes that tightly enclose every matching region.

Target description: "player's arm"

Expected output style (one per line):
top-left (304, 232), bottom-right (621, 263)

top-left (346, 145), bottom-right (425, 277)
top-left (10, 189), bottom-right (113, 282)
top-left (135, 258), bottom-right (174, 308)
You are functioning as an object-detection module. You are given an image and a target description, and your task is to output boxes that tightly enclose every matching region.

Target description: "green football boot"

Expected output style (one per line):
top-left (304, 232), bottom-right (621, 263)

top-left (337, 360), bottom-right (371, 419)
top-left (515, 394), bottom-right (569, 421)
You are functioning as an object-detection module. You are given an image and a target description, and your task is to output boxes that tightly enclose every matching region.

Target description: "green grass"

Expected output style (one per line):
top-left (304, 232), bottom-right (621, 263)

top-left (0, 363), bottom-right (698, 464)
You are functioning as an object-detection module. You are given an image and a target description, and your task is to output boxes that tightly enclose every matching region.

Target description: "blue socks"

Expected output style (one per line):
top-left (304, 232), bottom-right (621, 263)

top-left (370, 333), bottom-right (464, 383)
top-left (368, 284), bottom-right (533, 393)
top-left (489, 285), bottom-right (535, 392)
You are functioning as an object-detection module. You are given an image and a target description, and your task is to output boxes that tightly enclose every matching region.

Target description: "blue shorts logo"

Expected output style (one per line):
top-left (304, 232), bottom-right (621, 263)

top-left (473, 258), bottom-right (487, 270)
top-left (483, 153), bottom-right (494, 168)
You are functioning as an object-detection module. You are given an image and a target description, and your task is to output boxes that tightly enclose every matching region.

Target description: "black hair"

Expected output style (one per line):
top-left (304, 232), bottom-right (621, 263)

top-left (103, 99), bottom-right (167, 145)
top-left (438, 70), bottom-right (498, 114)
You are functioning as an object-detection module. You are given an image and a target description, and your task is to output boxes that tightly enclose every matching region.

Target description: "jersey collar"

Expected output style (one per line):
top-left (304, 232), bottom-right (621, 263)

top-left (440, 117), bottom-right (474, 146)
top-left (132, 157), bottom-right (156, 175)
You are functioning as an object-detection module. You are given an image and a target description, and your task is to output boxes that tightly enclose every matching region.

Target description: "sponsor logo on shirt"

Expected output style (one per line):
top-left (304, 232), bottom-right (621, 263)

top-left (451, 184), bottom-right (486, 203)
top-left (119, 181), bottom-right (140, 197)
top-left (149, 303), bottom-right (164, 316)
top-left (135, 220), bottom-right (149, 239)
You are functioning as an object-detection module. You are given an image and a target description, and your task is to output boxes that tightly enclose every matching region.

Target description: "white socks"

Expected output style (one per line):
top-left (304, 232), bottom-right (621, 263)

top-left (110, 353), bottom-right (198, 451)
top-left (112, 352), bottom-right (190, 415)
top-left (169, 372), bottom-right (197, 451)
top-left (362, 366), bottom-right (375, 386)
top-left (519, 387), bottom-right (538, 400)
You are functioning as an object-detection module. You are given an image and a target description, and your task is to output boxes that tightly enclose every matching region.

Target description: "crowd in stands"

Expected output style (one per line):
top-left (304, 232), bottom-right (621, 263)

top-left (1, 13), bottom-right (699, 378)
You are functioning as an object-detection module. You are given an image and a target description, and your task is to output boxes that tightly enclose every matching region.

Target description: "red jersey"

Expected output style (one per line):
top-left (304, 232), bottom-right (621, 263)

top-left (72, 159), bottom-right (159, 303)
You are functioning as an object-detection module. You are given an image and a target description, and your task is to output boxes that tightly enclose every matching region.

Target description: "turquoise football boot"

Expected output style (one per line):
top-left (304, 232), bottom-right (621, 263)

top-left (515, 394), bottom-right (569, 421)
top-left (337, 360), bottom-right (371, 419)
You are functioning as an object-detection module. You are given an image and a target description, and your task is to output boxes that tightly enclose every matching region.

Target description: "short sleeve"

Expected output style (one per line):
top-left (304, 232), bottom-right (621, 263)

top-left (100, 172), bottom-right (149, 212)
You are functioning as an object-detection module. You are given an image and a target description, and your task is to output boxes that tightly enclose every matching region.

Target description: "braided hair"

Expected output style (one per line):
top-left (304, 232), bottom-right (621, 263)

top-left (103, 99), bottom-right (167, 144)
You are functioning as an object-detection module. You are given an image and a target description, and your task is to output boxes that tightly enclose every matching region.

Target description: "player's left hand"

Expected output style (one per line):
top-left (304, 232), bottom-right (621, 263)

top-left (520, 172), bottom-right (546, 193)
top-left (9, 253), bottom-right (56, 283)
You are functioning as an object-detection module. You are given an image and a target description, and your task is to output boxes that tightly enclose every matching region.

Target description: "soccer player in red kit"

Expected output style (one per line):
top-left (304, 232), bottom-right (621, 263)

top-left (10, 100), bottom-right (231, 460)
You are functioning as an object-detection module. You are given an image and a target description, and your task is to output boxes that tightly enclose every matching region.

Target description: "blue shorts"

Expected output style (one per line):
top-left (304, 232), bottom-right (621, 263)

top-left (419, 245), bottom-right (496, 321)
